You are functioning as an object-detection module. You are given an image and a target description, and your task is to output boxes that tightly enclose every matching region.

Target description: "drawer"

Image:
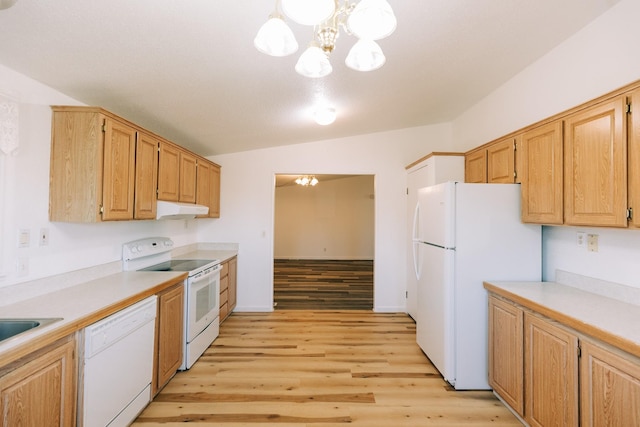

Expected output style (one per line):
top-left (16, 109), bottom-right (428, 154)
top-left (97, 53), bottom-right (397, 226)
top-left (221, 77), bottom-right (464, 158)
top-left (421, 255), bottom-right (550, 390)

top-left (220, 302), bottom-right (228, 320)
top-left (220, 275), bottom-right (229, 292)
top-left (220, 261), bottom-right (229, 279)
top-left (220, 288), bottom-right (228, 305)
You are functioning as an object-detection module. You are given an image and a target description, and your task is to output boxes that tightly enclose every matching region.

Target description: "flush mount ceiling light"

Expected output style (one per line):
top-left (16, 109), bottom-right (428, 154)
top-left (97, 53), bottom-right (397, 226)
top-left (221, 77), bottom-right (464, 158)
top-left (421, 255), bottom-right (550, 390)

top-left (254, 0), bottom-right (396, 78)
top-left (313, 107), bottom-right (337, 125)
top-left (295, 176), bottom-right (319, 186)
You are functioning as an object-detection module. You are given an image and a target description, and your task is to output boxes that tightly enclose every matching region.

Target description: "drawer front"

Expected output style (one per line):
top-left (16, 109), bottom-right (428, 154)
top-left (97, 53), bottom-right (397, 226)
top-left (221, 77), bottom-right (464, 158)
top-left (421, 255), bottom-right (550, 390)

top-left (220, 275), bottom-right (229, 292)
top-left (220, 261), bottom-right (229, 278)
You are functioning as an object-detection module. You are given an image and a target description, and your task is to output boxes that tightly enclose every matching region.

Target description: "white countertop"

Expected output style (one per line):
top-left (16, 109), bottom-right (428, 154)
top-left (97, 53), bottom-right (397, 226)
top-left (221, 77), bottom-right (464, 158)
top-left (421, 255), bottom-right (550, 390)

top-left (0, 271), bottom-right (188, 366)
top-left (484, 281), bottom-right (640, 359)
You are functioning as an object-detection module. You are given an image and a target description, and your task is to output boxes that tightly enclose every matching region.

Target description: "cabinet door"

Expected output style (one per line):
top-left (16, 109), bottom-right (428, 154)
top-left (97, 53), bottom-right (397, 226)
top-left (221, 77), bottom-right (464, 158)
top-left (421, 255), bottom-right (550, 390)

top-left (487, 138), bottom-right (515, 183)
top-left (134, 132), bottom-right (159, 219)
top-left (465, 150), bottom-right (487, 183)
top-left (210, 163), bottom-right (221, 218)
top-left (228, 256), bottom-right (237, 311)
top-left (196, 159), bottom-right (212, 218)
top-left (157, 141), bottom-right (181, 201)
top-left (524, 313), bottom-right (579, 427)
top-left (580, 340), bottom-right (640, 427)
top-left (101, 118), bottom-right (136, 220)
top-left (488, 296), bottom-right (524, 416)
top-left (628, 89), bottom-right (640, 228)
top-left (564, 96), bottom-right (627, 227)
top-left (0, 337), bottom-right (76, 427)
top-left (154, 283), bottom-right (184, 395)
top-left (520, 121), bottom-right (564, 224)
top-left (179, 151), bottom-right (197, 203)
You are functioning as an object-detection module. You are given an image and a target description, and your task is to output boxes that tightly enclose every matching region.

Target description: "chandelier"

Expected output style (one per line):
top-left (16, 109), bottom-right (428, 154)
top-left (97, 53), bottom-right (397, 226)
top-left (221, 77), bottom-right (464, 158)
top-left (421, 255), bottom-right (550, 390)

top-left (295, 176), bottom-right (319, 186)
top-left (254, 0), bottom-right (397, 78)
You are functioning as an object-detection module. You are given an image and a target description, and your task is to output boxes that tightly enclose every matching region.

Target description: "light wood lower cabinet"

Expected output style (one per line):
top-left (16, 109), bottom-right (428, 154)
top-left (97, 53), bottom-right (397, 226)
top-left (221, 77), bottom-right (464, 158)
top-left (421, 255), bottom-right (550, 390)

top-left (580, 339), bottom-right (640, 426)
top-left (219, 256), bottom-right (237, 323)
top-left (488, 296), bottom-right (524, 416)
top-left (524, 313), bottom-right (579, 427)
top-left (489, 294), bottom-right (640, 426)
top-left (153, 282), bottom-right (184, 395)
top-left (0, 335), bottom-right (77, 427)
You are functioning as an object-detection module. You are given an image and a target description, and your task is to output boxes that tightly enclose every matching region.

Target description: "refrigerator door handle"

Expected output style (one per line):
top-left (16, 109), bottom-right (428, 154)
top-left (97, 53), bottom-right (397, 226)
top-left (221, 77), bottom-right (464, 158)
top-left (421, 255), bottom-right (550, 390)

top-left (412, 202), bottom-right (421, 280)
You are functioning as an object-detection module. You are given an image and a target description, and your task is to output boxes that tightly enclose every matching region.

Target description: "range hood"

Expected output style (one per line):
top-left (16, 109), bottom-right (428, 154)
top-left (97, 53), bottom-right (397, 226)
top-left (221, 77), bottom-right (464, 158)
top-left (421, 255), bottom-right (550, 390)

top-left (156, 201), bottom-right (209, 220)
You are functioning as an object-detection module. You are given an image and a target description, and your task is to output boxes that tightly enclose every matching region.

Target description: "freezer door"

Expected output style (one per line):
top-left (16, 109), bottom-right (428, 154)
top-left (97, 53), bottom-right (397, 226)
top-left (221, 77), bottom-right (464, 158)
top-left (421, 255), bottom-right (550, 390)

top-left (416, 243), bottom-right (455, 385)
top-left (417, 182), bottom-right (455, 248)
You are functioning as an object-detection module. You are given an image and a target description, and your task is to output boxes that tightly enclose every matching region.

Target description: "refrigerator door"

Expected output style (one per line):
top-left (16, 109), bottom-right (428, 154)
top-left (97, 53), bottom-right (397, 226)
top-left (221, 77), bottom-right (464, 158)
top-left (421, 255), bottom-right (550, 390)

top-left (417, 182), bottom-right (455, 248)
top-left (416, 242), bottom-right (455, 385)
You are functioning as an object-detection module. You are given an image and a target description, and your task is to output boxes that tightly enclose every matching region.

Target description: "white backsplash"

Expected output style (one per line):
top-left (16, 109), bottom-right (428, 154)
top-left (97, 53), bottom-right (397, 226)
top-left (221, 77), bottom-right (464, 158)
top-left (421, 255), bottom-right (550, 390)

top-left (556, 269), bottom-right (640, 307)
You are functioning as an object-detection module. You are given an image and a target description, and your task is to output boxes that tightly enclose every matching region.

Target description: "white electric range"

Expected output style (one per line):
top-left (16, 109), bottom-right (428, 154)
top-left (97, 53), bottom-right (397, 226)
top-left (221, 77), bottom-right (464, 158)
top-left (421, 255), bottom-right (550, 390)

top-left (122, 237), bottom-right (221, 370)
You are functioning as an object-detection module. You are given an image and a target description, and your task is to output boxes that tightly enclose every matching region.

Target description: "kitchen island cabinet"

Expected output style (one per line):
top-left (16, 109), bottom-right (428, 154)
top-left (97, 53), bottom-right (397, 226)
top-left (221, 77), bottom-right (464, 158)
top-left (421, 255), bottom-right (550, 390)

top-left (0, 334), bottom-right (76, 427)
top-left (153, 282), bottom-right (184, 396)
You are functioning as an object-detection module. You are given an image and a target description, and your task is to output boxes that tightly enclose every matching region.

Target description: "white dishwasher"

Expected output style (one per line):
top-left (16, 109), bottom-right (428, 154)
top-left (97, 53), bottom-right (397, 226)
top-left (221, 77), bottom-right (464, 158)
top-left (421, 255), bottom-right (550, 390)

top-left (81, 295), bottom-right (157, 427)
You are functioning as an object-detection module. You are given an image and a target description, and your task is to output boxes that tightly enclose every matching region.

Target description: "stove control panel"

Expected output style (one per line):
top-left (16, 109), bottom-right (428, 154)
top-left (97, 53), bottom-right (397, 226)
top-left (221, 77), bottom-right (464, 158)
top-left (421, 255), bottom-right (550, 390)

top-left (122, 237), bottom-right (174, 262)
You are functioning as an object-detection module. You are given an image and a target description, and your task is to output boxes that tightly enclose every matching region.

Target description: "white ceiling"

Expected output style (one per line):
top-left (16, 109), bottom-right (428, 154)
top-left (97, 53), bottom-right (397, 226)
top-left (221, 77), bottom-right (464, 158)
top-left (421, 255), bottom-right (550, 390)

top-left (0, 0), bottom-right (620, 156)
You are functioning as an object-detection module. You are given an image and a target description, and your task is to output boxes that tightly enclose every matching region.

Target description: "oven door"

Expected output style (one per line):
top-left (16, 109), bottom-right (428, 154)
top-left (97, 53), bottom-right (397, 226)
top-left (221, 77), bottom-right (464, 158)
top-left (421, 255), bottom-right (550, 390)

top-left (186, 264), bottom-right (221, 342)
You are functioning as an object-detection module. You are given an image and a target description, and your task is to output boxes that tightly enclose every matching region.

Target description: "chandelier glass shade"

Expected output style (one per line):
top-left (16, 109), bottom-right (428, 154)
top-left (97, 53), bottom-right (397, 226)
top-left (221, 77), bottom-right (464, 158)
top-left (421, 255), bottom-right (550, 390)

top-left (254, 0), bottom-right (396, 78)
top-left (295, 176), bottom-right (319, 186)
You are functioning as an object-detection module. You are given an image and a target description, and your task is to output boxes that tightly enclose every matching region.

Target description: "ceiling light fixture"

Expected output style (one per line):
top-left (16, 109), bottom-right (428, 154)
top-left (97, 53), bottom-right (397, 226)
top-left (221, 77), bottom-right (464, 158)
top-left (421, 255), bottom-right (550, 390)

top-left (255, 0), bottom-right (397, 78)
top-left (295, 176), bottom-right (319, 186)
top-left (313, 107), bottom-right (337, 125)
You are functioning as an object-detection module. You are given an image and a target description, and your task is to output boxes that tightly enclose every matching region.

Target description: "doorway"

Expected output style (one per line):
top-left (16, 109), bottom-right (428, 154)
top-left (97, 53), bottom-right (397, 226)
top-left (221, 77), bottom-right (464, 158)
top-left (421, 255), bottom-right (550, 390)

top-left (273, 174), bottom-right (375, 310)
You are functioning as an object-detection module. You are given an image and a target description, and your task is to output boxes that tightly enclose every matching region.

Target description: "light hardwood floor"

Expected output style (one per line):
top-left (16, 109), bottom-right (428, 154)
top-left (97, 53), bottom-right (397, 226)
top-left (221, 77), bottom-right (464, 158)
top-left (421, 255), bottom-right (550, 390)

top-left (133, 311), bottom-right (521, 426)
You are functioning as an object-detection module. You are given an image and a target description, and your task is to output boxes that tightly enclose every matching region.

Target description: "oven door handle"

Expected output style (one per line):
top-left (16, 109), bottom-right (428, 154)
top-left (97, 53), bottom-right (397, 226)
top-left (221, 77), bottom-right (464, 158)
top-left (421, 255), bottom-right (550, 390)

top-left (190, 264), bottom-right (222, 285)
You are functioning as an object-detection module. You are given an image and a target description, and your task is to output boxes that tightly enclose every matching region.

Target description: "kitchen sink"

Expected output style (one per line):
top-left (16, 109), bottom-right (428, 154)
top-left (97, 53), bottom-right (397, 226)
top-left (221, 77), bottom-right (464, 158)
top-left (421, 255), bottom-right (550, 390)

top-left (0, 318), bottom-right (62, 343)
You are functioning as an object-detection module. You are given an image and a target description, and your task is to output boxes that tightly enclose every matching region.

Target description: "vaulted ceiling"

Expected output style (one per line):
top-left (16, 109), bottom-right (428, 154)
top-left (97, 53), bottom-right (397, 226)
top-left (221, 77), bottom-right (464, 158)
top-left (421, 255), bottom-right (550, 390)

top-left (0, 0), bottom-right (620, 156)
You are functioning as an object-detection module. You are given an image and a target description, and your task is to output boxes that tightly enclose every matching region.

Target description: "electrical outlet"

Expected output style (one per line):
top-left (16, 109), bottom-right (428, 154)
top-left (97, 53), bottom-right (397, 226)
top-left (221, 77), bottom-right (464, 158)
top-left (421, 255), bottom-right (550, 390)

top-left (587, 234), bottom-right (599, 252)
top-left (39, 228), bottom-right (49, 246)
top-left (16, 257), bottom-right (28, 277)
top-left (576, 232), bottom-right (586, 247)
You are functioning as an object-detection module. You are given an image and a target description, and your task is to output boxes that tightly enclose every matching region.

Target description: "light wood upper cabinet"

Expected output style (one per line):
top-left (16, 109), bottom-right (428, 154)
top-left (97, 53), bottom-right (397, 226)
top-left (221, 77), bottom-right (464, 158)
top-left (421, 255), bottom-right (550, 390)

top-left (134, 132), bottom-right (159, 219)
top-left (0, 335), bottom-right (77, 427)
top-left (628, 89), bottom-right (640, 228)
top-left (465, 149), bottom-right (487, 183)
top-left (580, 339), bottom-right (640, 427)
top-left (196, 159), bottom-right (221, 218)
top-left (520, 121), bottom-right (564, 224)
top-left (524, 313), bottom-right (579, 427)
top-left (564, 96), bottom-right (628, 227)
top-left (488, 296), bottom-right (524, 416)
top-left (179, 151), bottom-right (197, 203)
top-left (153, 282), bottom-right (184, 396)
top-left (487, 137), bottom-right (516, 183)
top-left (50, 107), bottom-right (136, 222)
top-left (158, 141), bottom-right (197, 203)
top-left (157, 141), bottom-right (181, 201)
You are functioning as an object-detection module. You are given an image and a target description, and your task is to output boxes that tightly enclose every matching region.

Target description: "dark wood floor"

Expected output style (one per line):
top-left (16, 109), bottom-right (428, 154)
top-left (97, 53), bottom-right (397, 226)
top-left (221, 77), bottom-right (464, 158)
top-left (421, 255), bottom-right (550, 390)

top-left (273, 259), bottom-right (374, 310)
top-left (133, 311), bottom-right (520, 426)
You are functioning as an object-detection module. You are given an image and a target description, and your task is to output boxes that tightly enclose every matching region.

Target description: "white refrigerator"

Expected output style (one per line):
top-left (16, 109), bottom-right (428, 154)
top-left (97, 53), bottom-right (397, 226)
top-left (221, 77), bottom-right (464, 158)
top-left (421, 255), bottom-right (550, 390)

top-left (412, 181), bottom-right (541, 390)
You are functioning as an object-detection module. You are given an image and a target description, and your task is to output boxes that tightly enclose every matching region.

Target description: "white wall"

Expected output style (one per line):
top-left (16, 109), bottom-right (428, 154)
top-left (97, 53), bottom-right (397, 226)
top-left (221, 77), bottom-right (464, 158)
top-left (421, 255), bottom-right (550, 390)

top-left (452, 0), bottom-right (640, 288)
top-left (0, 64), bottom-right (200, 289)
top-left (274, 175), bottom-right (374, 260)
top-left (202, 123), bottom-right (454, 312)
